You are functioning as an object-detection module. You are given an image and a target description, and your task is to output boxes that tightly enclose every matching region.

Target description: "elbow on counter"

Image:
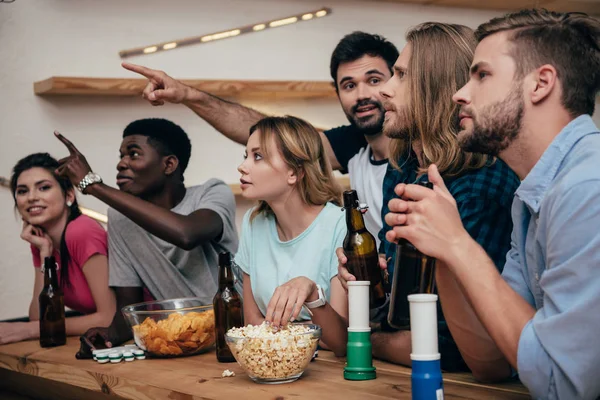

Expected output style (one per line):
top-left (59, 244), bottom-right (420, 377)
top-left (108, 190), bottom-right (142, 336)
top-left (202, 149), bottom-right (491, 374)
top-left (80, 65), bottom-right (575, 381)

top-left (470, 364), bottom-right (512, 384)
top-left (332, 346), bottom-right (347, 358)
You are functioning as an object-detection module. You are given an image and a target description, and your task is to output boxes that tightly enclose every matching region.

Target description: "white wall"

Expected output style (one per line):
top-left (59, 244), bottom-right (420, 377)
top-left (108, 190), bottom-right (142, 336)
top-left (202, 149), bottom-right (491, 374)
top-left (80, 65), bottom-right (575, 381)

top-left (0, 0), bottom-right (596, 319)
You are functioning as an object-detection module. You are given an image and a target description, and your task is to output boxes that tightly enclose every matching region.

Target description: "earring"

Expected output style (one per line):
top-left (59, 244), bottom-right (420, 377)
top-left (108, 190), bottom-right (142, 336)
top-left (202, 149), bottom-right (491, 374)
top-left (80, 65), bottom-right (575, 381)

top-left (66, 201), bottom-right (73, 207)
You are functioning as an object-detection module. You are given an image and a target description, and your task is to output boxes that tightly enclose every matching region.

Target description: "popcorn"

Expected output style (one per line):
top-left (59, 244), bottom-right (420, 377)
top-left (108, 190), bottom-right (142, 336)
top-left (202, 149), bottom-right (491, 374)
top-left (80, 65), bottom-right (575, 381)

top-left (222, 369), bottom-right (235, 378)
top-left (226, 323), bottom-right (319, 380)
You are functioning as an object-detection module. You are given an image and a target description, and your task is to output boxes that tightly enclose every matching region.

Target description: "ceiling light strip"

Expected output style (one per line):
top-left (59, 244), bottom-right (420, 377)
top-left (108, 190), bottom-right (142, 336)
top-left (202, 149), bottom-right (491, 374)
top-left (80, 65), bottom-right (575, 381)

top-left (119, 7), bottom-right (332, 58)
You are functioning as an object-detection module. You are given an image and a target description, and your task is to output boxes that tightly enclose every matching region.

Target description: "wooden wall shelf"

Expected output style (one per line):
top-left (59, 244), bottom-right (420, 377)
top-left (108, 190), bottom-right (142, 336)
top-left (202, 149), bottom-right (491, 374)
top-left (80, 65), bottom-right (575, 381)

top-left (229, 175), bottom-right (350, 196)
top-left (34, 77), bottom-right (337, 100)
top-left (359, 0), bottom-right (600, 14)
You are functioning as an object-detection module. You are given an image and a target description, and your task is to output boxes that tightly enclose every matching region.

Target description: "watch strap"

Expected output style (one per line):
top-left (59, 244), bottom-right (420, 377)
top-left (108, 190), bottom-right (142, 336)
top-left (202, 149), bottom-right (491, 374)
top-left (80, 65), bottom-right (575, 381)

top-left (304, 284), bottom-right (326, 309)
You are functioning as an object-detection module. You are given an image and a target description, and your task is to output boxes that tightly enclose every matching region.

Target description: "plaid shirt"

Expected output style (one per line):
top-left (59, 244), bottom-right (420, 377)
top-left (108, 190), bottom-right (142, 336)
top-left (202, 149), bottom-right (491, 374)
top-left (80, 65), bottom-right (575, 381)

top-left (378, 154), bottom-right (519, 274)
top-left (378, 152), bottom-right (520, 371)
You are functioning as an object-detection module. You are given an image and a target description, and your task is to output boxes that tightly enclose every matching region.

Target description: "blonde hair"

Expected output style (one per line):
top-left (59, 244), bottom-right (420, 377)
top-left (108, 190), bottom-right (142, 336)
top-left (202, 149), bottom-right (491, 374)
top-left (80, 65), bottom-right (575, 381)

top-left (390, 22), bottom-right (492, 176)
top-left (248, 116), bottom-right (342, 221)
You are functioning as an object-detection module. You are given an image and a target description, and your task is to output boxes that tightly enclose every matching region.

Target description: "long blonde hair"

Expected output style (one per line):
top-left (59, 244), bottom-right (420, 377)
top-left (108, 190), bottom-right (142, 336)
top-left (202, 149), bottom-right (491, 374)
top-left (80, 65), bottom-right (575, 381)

top-left (249, 116), bottom-right (342, 221)
top-left (390, 22), bottom-right (492, 176)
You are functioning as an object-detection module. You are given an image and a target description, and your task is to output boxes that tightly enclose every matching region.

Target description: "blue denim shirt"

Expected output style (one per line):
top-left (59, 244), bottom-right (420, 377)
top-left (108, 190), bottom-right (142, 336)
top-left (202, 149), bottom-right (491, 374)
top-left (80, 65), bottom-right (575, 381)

top-left (502, 115), bottom-right (600, 399)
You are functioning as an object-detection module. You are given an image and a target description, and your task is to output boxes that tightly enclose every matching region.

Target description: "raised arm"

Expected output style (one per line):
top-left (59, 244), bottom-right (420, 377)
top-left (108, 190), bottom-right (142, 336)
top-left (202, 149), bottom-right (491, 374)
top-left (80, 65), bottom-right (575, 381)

top-left (84, 183), bottom-right (224, 250)
top-left (121, 63), bottom-right (341, 169)
top-left (54, 132), bottom-right (230, 250)
top-left (122, 62), bottom-right (265, 145)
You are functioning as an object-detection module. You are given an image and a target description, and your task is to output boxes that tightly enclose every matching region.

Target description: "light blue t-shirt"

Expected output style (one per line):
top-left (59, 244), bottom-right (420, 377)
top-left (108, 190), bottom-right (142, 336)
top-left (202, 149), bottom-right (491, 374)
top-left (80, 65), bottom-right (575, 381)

top-left (235, 202), bottom-right (346, 321)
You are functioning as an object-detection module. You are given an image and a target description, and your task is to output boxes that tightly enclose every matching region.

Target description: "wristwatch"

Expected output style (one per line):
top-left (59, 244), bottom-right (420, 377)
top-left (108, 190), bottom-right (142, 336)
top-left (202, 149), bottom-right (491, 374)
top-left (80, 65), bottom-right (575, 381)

top-left (78, 172), bottom-right (102, 193)
top-left (304, 284), bottom-right (326, 309)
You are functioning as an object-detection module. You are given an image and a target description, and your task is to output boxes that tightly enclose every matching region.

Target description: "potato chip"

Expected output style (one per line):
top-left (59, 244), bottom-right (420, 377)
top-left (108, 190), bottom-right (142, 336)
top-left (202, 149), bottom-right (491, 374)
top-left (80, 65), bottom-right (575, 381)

top-left (132, 309), bottom-right (215, 356)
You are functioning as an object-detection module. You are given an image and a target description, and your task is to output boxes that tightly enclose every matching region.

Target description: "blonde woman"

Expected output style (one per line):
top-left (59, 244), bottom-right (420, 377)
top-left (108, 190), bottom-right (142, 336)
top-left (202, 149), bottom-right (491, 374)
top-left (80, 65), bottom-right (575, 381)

top-left (235, 116), bottom-right (348, 356)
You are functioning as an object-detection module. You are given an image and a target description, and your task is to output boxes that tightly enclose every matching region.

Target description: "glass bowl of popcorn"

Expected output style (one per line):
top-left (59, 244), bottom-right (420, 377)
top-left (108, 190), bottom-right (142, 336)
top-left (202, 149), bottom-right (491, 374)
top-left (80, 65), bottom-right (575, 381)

top-left (225, 322), bottom-right (321, 384)
top-left (122, 298), bottom-right (216, 358)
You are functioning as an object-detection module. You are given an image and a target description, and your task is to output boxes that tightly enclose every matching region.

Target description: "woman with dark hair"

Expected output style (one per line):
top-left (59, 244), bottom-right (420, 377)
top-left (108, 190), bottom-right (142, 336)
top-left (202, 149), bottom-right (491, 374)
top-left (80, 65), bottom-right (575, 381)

top-left (0, 153), bottom-right (115, 345)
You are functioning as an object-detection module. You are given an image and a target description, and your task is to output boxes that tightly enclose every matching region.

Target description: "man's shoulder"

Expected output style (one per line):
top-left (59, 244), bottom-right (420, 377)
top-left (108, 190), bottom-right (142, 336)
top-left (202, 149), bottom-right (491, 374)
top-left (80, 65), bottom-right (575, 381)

top-left (323, 124), bottom-right (368, 163)
top-left (545, 134), bottom-right (600, 210)
top-left (449, 159), bottom-right (520, 205)
top-left (324, 124), bottom-right (360, 136)
top-left (555, 133), bottom-right (600, 186)
top-left (382, 158), bottom-right (415, 190)
top-left (186, 178), bottom-right (230, 196)
top-left (107, 207), bottom-right (129, 226)
top-left (182, 179), bottom-right (234, 208)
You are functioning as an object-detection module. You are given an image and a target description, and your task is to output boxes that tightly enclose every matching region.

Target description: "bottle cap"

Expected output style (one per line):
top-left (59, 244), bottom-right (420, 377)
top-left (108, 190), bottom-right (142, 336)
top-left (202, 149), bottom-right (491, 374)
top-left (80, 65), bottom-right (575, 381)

top-left (219, 251), bottom-right (232, 266)
top-left (41, 256), bottom-right (59, 273)
top-left (108, 351), bottom-right (123, 363)
top-left (417, 180), bottom-right (434, 189)
top-left (358, 203), bottom-right (369, 214)
top-left (342, 190), bottom-right (359, 209)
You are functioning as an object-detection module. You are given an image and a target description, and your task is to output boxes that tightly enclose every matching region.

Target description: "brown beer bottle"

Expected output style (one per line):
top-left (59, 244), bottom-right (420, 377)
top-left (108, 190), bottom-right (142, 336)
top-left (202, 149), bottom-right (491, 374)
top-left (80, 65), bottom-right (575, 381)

top-left (213, 252), bottom-right (244, 362)
top-left (343, 190), bottom-right (386, 309)
top-left (388, 181), bottom-right (437, 330)
top-left (39, 256), bottom-right (66, 347)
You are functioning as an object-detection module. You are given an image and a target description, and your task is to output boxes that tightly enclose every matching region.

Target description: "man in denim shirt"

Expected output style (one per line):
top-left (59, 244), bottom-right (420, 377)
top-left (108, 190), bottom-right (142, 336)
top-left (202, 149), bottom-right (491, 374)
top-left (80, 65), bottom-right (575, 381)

top-left (385, 9), bottom-right (600, 399)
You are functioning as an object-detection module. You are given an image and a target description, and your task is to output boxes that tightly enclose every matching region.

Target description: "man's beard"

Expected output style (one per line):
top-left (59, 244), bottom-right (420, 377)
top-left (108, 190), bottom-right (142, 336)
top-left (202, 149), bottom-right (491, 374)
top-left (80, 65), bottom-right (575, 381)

top-left (344, 99), bottom-right (385, 136)
top-left (383, 105), bottom-right (414, 140)
top-left (459, 84), bottom-right (524, 157)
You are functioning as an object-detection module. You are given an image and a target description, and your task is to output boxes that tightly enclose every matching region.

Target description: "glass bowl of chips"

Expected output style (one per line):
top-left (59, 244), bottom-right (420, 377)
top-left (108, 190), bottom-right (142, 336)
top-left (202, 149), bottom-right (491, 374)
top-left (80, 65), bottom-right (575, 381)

top-left (122, 298), bottom-right (215, 358)
top-left (225, 323), bottom-right (321, 384)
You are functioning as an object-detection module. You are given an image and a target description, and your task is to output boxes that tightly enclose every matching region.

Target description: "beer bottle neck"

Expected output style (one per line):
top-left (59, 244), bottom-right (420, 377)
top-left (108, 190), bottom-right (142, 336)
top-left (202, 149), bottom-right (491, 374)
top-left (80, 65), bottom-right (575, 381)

top-left (218, 264), bottom-right (235, 290)
top-left (345, 206), bottom-right (366, 232)
top-left (43, 258), bottom-right (59, 288)
top-left (44, 266), bottom-right (59, 288)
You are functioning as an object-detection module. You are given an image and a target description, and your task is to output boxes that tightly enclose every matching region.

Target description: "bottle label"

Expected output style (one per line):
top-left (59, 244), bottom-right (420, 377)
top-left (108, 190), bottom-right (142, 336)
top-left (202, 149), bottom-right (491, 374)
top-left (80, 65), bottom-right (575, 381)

top-left (436, 388), bottom-right (444, 400)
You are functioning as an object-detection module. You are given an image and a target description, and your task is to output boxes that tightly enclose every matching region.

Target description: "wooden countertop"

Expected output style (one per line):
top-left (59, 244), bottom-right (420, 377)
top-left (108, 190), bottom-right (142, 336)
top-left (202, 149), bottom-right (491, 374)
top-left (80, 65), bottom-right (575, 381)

top-left (0, 338), bottom-right (529, 399)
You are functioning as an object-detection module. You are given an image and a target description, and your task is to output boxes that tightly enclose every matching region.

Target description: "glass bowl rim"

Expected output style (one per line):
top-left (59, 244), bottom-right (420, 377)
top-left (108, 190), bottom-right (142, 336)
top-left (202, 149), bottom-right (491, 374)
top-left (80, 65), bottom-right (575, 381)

top-left (121, 297), bottom-right (212, 316)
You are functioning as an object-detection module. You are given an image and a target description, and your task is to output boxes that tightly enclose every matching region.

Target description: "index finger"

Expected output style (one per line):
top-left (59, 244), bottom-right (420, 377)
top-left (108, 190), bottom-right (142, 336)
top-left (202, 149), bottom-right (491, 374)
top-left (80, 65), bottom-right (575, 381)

top-left (54, 131), bottom-right (79, 155)
top-left (122, 62), bottom-right (160, 80)
top-left (265, 288), bottom-right (282, 323)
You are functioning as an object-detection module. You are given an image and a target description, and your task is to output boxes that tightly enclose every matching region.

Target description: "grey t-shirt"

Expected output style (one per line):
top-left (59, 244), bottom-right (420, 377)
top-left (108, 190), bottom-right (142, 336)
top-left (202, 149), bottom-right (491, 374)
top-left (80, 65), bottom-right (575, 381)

top-left (107, 179), bottom-right (238, 305)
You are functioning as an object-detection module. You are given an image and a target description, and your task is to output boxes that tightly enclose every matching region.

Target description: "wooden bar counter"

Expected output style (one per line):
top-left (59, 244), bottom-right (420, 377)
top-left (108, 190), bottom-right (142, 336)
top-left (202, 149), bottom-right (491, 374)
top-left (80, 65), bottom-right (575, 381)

top-left (0, 338), bottom-right (529, 399)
